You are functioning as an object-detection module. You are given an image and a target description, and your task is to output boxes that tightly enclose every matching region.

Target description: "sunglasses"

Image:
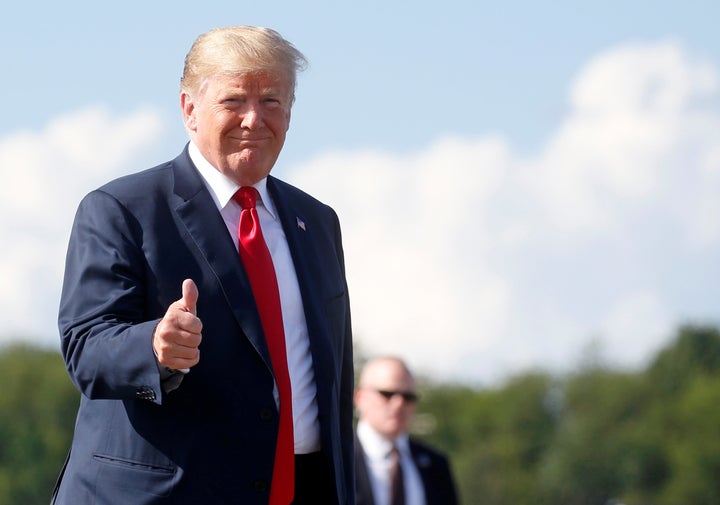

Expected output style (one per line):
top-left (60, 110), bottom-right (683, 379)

top-left (372, 389), bottom-right (419, 403)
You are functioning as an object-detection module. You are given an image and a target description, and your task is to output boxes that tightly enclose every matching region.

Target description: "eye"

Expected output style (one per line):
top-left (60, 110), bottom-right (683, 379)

top-left (223, 98), bottom-right (241, 108)
top-left (263, 98), bottom-right (282, 109)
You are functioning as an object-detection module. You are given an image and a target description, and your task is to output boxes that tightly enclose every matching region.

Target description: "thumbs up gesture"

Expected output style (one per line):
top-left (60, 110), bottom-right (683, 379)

top-left (153, 279), bottom-right (203, 370)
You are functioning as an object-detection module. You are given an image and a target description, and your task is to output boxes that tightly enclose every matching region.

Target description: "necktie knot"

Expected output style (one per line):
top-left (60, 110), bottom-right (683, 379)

top-left (389, 444), bottom-right (400, 460)
top-left (234, 186), bottom-right (259, 209)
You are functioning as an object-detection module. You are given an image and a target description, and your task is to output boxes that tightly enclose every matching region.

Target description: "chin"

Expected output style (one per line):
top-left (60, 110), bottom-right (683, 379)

top-left (224, 162), bottom-right (271, 185)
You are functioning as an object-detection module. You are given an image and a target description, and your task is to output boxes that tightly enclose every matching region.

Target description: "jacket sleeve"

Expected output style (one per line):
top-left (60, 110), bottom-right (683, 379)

top-left (58, 189), bottom-right (165, 404)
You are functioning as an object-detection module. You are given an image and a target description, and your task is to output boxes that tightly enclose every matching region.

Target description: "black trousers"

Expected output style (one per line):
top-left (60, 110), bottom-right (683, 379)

top-left (293, 451), bottom-right (337, 504)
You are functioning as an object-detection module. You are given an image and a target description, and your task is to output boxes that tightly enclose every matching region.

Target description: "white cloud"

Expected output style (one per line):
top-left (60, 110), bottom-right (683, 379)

top-left (291, 137), bottom-right (515, 380)
top-left (600, 291), bottom-right (673, 369)
top-left (290, 40), bottom-right (720, 383)
top-left (0, 106), bottom-right (163, 344)
top-left (536, 41), bottom-right (719, 236)
top-left (2, 40), bottom-right (718, 386)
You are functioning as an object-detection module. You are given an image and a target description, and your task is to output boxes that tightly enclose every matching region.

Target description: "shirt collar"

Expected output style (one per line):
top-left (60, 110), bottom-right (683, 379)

top-left (188, 140), bottom-right (277, 219)
top-left (357, 420), bottom-right (410, 459)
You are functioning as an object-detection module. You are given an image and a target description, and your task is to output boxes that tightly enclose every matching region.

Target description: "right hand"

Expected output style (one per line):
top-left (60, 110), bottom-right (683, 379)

top-left (153, 279), bottom-right (203, 370)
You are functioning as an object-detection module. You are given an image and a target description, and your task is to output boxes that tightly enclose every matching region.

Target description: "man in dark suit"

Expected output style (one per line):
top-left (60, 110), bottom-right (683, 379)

top-left (53, 26), bottom-right (354, 505)
top-left (354, 357), bottom-right (459, 505)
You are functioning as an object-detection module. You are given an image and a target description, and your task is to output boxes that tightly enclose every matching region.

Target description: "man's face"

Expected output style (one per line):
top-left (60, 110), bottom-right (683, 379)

top-left (181, 70), bottom-right (292, 186)
top-left (355, 360), bottom-right (418, 440)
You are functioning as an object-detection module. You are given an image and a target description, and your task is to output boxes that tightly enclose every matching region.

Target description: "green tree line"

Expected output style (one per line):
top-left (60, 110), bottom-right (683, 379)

top-left (1, 324), bottom-right (719, 504)
top-left (416, 324), bottom-right (720, 504)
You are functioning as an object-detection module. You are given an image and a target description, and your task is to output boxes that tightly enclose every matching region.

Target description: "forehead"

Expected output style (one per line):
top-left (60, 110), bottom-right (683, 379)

top-left (362, 360), bottom-right (416, 390)
top-left (202, 70), bottom-right (290, 94)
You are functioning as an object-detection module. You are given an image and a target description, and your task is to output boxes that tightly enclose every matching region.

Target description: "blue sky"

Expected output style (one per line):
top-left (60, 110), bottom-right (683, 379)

top-left (2, 1), bottom-right (719, 385)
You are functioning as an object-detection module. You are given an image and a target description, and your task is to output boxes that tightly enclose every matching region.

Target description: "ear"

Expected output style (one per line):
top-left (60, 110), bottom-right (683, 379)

top-left (353, 388), bottom-right (364, 409)
top-left (180, 91), bottom-right (197, 131)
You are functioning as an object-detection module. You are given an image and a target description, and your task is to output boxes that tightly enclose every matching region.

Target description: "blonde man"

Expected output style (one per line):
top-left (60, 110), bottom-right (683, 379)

top-left (54, 26), bottom-right (354, 505)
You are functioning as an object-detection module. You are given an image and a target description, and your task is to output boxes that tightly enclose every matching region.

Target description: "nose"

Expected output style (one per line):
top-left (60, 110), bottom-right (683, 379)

top-left (240, 103), bottom-right (263, 129)
top-left (388, 394), bottom-right (407, 407)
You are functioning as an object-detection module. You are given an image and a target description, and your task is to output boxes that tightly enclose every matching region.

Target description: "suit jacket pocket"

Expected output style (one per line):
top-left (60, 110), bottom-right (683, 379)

top-left (93, 453), bottom-right (176, 498)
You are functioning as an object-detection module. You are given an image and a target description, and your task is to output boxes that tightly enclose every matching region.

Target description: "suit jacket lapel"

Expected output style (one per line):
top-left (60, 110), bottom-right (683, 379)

top-left (409, 440), bottom-right (439, 503)
top-left (267, 177), bottom-right (334, 377)
top-left (171, 148), bottom-right (272, 369)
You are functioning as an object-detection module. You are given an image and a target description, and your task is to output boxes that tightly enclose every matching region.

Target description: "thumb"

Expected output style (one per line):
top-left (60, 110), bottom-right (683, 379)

top-left (181, 278), bottom-right (199, 316)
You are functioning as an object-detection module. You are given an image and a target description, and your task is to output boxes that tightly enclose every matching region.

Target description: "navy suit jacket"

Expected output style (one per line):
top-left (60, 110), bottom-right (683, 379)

top-left (355, 434), bottom-right (459, 505)
top-left (53, 147), bottom-right (354, 504)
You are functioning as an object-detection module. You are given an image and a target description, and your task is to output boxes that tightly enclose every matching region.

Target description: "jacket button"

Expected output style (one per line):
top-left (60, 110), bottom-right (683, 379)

top-left (253, 480), bottom-right (268, 492)
top-left (259, 408), bottom-right (273, 420)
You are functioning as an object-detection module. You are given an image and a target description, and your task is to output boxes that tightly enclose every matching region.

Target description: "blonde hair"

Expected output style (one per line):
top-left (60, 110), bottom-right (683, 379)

top-left (181, 26), bottom-right (308, 100)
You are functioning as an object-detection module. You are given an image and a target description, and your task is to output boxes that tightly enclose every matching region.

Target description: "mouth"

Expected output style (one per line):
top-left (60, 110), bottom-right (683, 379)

top-left (230, 134), bottom-right (270, 143)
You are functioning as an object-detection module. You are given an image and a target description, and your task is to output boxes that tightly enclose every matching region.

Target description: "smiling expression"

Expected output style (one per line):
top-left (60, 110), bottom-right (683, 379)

top-left (181, 70), bottom-right (292, 186)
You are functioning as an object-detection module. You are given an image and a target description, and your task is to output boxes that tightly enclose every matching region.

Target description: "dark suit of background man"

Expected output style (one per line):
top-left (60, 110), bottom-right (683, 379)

top-left (53, 25), bottom-right (354, 505)
top-left (354, 357), bottom-right (459, 505)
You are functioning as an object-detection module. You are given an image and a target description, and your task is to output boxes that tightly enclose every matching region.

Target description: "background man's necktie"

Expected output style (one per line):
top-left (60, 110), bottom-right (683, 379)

top-left (389, 445), bottom-right (406, 505)
top-left (234, 186), bottom-right (294, 505)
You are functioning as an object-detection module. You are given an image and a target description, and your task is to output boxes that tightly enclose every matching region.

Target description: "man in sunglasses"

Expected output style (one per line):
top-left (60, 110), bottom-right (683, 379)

top-left (354, 357), bottom-right (459, 505)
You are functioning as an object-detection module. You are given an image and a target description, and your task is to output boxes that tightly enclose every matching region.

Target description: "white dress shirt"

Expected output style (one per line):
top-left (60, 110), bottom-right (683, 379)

top-left (189, 141), bottom-right (321, 454)
top-left (357, 420), bottom-right (426, 505)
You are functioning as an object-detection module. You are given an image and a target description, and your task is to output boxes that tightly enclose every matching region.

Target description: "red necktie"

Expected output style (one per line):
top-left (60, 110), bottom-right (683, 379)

top-left (234, 186), bottom-right (294, 505)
